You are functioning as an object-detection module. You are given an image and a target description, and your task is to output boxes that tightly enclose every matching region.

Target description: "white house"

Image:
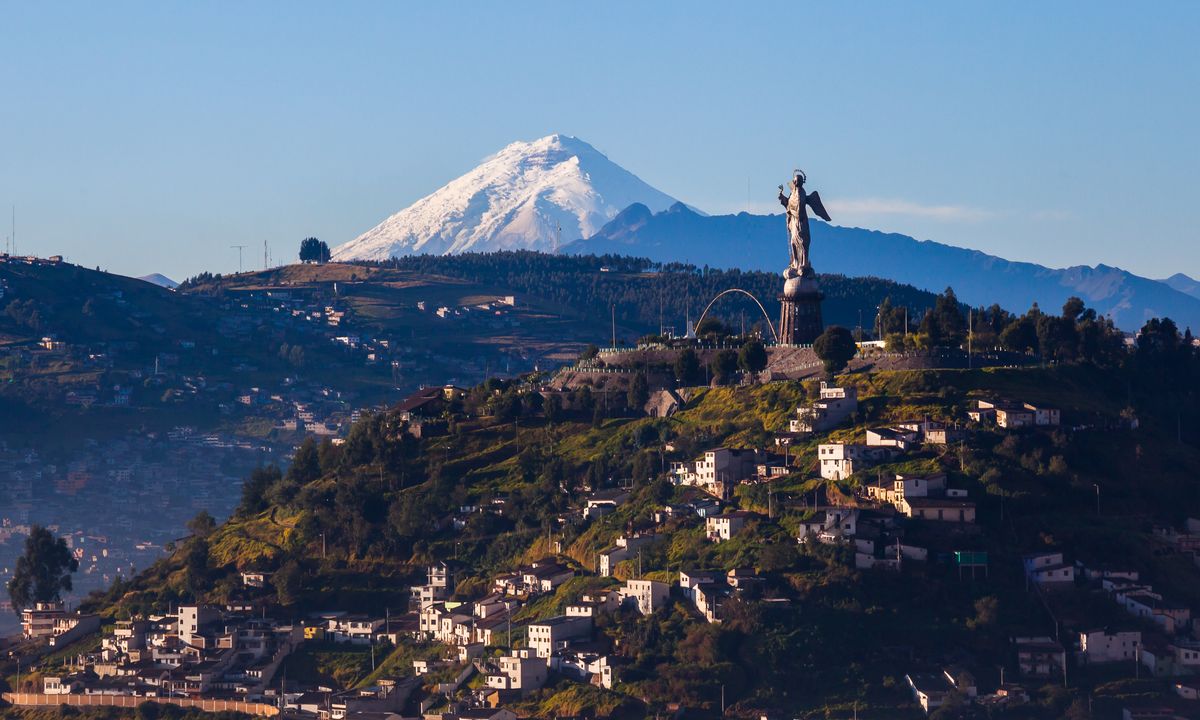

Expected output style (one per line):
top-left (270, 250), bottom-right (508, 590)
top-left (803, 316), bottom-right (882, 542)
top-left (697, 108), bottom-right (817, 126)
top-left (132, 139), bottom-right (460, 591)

top-left (865, 426), bottom-right (919, 451)
top-left (905, 673), bottom-right (951, 714)
top-left (678, 570), bottom-right (722, 602)
top-left (1015, 636), bottom-right (1066, 677)
top-left (485, 650), bottom-right (547, 695)
top-left (790, 382), bottom-right (858, 433)
top-left (673, 447), bottom-right (763, 499)
top-left (817, 443), bottom-right (891, 481)
top-left (694, 582), bottom-right (731, 624)
top-left (527, 615), bottom-right (592, 659)
top-left (1023, 552), bottom-right (1076, 588)
top-left (597, 534), bottom-right (655, 577)
top-left (1122, 593), bottom-right (1192, 634)
top-left (583, 489), bottom-right (630, 520)
top-left (1079, 629), bottom-right (1141, 664)
top-left (328, 615), bottom-right (386, 644)
top-left (706, 511), bottom-right (755, 542)
top-left (619, 579), bottom-right (670, 615)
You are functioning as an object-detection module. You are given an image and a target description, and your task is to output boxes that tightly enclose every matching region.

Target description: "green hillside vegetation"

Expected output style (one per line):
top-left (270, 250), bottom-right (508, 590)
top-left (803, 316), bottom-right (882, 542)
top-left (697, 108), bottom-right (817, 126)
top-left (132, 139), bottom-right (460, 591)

top-left (53, 303), bottom-right (1200, 717)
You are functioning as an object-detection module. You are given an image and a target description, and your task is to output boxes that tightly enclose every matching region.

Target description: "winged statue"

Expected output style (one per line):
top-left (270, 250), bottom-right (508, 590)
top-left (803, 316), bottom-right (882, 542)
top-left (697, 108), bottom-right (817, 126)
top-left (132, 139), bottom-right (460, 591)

top-left (778, 169), bottom-right (830, 278)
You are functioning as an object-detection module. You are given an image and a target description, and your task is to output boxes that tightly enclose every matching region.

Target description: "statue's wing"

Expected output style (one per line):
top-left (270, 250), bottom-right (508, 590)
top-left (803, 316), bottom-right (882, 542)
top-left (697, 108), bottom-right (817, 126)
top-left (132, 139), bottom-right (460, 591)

top-left (807, 191), bottom-right (832, 221)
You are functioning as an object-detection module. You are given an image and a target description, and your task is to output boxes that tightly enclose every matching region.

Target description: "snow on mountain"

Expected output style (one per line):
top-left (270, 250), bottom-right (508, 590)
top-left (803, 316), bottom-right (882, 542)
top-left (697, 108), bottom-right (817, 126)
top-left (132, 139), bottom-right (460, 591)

top-left (137, 273), bottom-right (179, 290)
top-left (332, 134), bottom-right (683, 261)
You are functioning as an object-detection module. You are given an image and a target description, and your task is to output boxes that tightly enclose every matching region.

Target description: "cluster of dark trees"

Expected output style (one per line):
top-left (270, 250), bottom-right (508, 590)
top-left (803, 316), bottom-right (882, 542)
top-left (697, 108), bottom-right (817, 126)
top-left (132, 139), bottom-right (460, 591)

top-left (299, 237), bottom-right (331, 264)
top-left (876, 287), bottom-right (1127, 364)
top-left (3, 298), bottom-right (46, 332)
top-left (366, 251), bottom-right (941, 339)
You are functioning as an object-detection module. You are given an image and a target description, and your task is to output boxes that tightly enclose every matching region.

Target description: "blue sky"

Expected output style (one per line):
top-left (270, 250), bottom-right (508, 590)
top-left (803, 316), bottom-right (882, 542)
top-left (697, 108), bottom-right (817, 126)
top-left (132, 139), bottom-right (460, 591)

top-left (1, 2), bottom-right (1196, 281)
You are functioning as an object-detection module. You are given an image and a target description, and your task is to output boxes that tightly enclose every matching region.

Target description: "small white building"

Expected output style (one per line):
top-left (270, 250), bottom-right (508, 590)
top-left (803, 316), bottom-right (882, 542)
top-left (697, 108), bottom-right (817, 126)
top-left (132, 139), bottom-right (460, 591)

top-left (706, 511), bottom-right (755, 542)
top-left (485, 650), bottom-right (547, 695)
top-left (619, 579), bottom-right (670, 615)
top-left (1023, 551), bottom-right (1076, 588)
top-left (597, 534), bottom-right (655, 577)
top-left (817, 443), bottom-right (890, 481)
top-left (790, 382), bottom-right (858, 434)
top-left (1079, 628), bottom-right (1141, 664)
top-left (865, 426), bottom-right (919, 451)
top-left (527, 615), bottom-right (592, 659)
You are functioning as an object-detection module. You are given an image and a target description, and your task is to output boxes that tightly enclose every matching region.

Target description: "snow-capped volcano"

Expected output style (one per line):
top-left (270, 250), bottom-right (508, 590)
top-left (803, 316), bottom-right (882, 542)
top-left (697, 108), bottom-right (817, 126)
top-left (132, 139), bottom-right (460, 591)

top-left (332, 134), bottom-right (684, 260)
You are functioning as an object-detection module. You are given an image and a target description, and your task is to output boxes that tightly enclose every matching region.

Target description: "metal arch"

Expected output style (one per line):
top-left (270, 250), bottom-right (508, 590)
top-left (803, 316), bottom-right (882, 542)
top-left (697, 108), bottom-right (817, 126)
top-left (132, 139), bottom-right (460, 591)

top-left (695, 288), bottom-right (779, 343)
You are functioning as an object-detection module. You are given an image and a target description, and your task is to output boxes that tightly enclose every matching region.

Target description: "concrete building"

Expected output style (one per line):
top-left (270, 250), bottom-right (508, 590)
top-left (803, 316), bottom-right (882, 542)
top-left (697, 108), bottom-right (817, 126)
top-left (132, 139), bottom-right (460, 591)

top-left (817, 443), bottom-right (891, 481)
top-left (527, 615), bottom-right (592, 659)
top-left (790, 382), bottom-right (858, 434)
top-left (1079, 628), bottom-right (1141, 664)
top-left (619, 579), bottom-right (670, 615)
top-left (485, 650), bottom-right (547, 695)
top-left (1023, 551), bottom-right (1076, 588)
top-left (706, 510), bottom-right (755, 542)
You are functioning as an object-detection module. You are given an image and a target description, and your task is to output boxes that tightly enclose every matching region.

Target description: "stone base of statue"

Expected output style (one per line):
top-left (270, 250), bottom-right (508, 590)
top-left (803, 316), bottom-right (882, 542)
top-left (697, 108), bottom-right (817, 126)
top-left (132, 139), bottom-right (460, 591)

top-left (778, 270), bottom-right (823, 345)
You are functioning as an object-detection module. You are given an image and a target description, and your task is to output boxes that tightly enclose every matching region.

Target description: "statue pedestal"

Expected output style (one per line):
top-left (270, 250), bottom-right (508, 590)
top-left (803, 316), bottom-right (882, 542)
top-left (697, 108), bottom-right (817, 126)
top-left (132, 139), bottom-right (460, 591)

top-left (779, 274), bottom-right (823, 345)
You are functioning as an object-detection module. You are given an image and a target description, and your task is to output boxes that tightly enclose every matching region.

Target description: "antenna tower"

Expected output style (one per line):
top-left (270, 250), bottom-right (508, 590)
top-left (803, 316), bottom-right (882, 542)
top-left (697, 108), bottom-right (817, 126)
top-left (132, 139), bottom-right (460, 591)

top-left (230, 244), bottom-right (247, 273)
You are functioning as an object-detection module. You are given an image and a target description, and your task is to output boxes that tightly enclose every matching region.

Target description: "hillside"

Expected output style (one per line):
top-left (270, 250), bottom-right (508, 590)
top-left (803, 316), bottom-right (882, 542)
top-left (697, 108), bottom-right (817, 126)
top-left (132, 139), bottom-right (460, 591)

top-left (566, 203), bottom-right (1200, 333)
top-left (368, 251), bottom-right (943, 337)
top-left (0, 253), bottom-right (937, 629)
top-left (43, 325), bottom-right (1200, 719)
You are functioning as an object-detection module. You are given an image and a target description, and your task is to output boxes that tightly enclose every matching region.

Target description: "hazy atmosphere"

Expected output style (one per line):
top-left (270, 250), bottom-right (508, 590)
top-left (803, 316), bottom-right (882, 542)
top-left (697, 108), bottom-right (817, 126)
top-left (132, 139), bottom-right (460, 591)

top-left (2, 2), bottom-right (1197, 280)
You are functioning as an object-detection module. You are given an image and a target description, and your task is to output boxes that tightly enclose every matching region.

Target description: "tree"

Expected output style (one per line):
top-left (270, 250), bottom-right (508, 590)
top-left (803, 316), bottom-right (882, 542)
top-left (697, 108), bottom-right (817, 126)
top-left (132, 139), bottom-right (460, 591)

top-left (543, 392), bottom-right (563, 424)
top-left (813, 325), bottom-right (857, 376)
top-left (8, 526), bottom-right (79, 611)
top-left (709, 349), bottom-right (739, 384)
top-left (695, 316), bottom-right (729, 339)
top-left (186, 511), bottom-right (216, 539)
top-left (737, 339), bottom-right (768, 375)
top-left (273, 560), bottom-right (303, 606)
top-left (288, 438), bottom-right (322, 485)
top-left (876, 296), bottom-right (910, 336)
top-left (920, 287), bottom-right (966, 347)
top-left (1062, 296), bottom-right (1086, 323)
top-left (627, 372), bottom-right (649, 410)
top-left (674, 348), bottom-right (702, 385)
top-left (1000, 314), bottom-right (1039, 354)
top-left (299, 237), bottom-right (331, 263)
top-left (238, 465), bottom-right (283, 517)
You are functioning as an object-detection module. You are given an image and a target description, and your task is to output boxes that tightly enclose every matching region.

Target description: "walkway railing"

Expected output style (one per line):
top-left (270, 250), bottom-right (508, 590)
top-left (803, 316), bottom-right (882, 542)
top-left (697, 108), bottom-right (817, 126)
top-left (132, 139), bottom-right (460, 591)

top-left (2, 692), bottom-right (280, 717)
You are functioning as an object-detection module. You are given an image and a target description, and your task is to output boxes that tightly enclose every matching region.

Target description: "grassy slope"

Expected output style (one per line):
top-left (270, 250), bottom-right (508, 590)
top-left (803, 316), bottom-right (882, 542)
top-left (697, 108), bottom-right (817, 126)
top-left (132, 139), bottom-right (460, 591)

top-left (70, 365), bottom-right (1200, 717)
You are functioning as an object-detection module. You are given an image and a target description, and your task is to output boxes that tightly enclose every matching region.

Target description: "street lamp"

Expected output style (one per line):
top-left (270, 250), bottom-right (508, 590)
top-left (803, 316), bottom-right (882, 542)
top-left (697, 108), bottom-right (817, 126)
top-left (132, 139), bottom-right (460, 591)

top-left (1094, 484), bottom-right (1101, 517)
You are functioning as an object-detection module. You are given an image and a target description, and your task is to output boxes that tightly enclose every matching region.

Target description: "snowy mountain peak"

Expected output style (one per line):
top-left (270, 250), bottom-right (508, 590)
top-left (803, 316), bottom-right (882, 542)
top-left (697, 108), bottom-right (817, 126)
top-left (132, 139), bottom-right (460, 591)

top-left (332, 135), bottom-right (684, 261)
top-left (137, 273), bottom-right (179, 290)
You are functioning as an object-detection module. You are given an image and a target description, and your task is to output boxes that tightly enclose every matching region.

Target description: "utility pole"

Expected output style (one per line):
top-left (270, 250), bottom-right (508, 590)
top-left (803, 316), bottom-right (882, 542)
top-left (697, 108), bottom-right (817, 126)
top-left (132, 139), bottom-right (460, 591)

top-left (968, 308), bottom-right (973, 369)
top-left (611, 303), bottom-right (616, 348)
top-left (231, 244), bottom-right (247, 273)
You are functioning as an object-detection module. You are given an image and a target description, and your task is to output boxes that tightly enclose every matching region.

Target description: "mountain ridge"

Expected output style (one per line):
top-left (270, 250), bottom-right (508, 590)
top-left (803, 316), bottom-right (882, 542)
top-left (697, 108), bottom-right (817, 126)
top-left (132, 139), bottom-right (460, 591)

top-left (566, 203), bottom-right (1200, 332)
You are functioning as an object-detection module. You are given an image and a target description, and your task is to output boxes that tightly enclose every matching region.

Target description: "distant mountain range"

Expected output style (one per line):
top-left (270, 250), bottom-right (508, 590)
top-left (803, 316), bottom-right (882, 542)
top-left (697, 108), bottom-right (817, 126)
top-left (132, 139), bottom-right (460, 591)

top-left (1161, 273), bottom-right (1200, 301)
top-left (332, 134), bottom-right (1200, 332)
top-left (565, 203), bottom-right (1200, 332)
